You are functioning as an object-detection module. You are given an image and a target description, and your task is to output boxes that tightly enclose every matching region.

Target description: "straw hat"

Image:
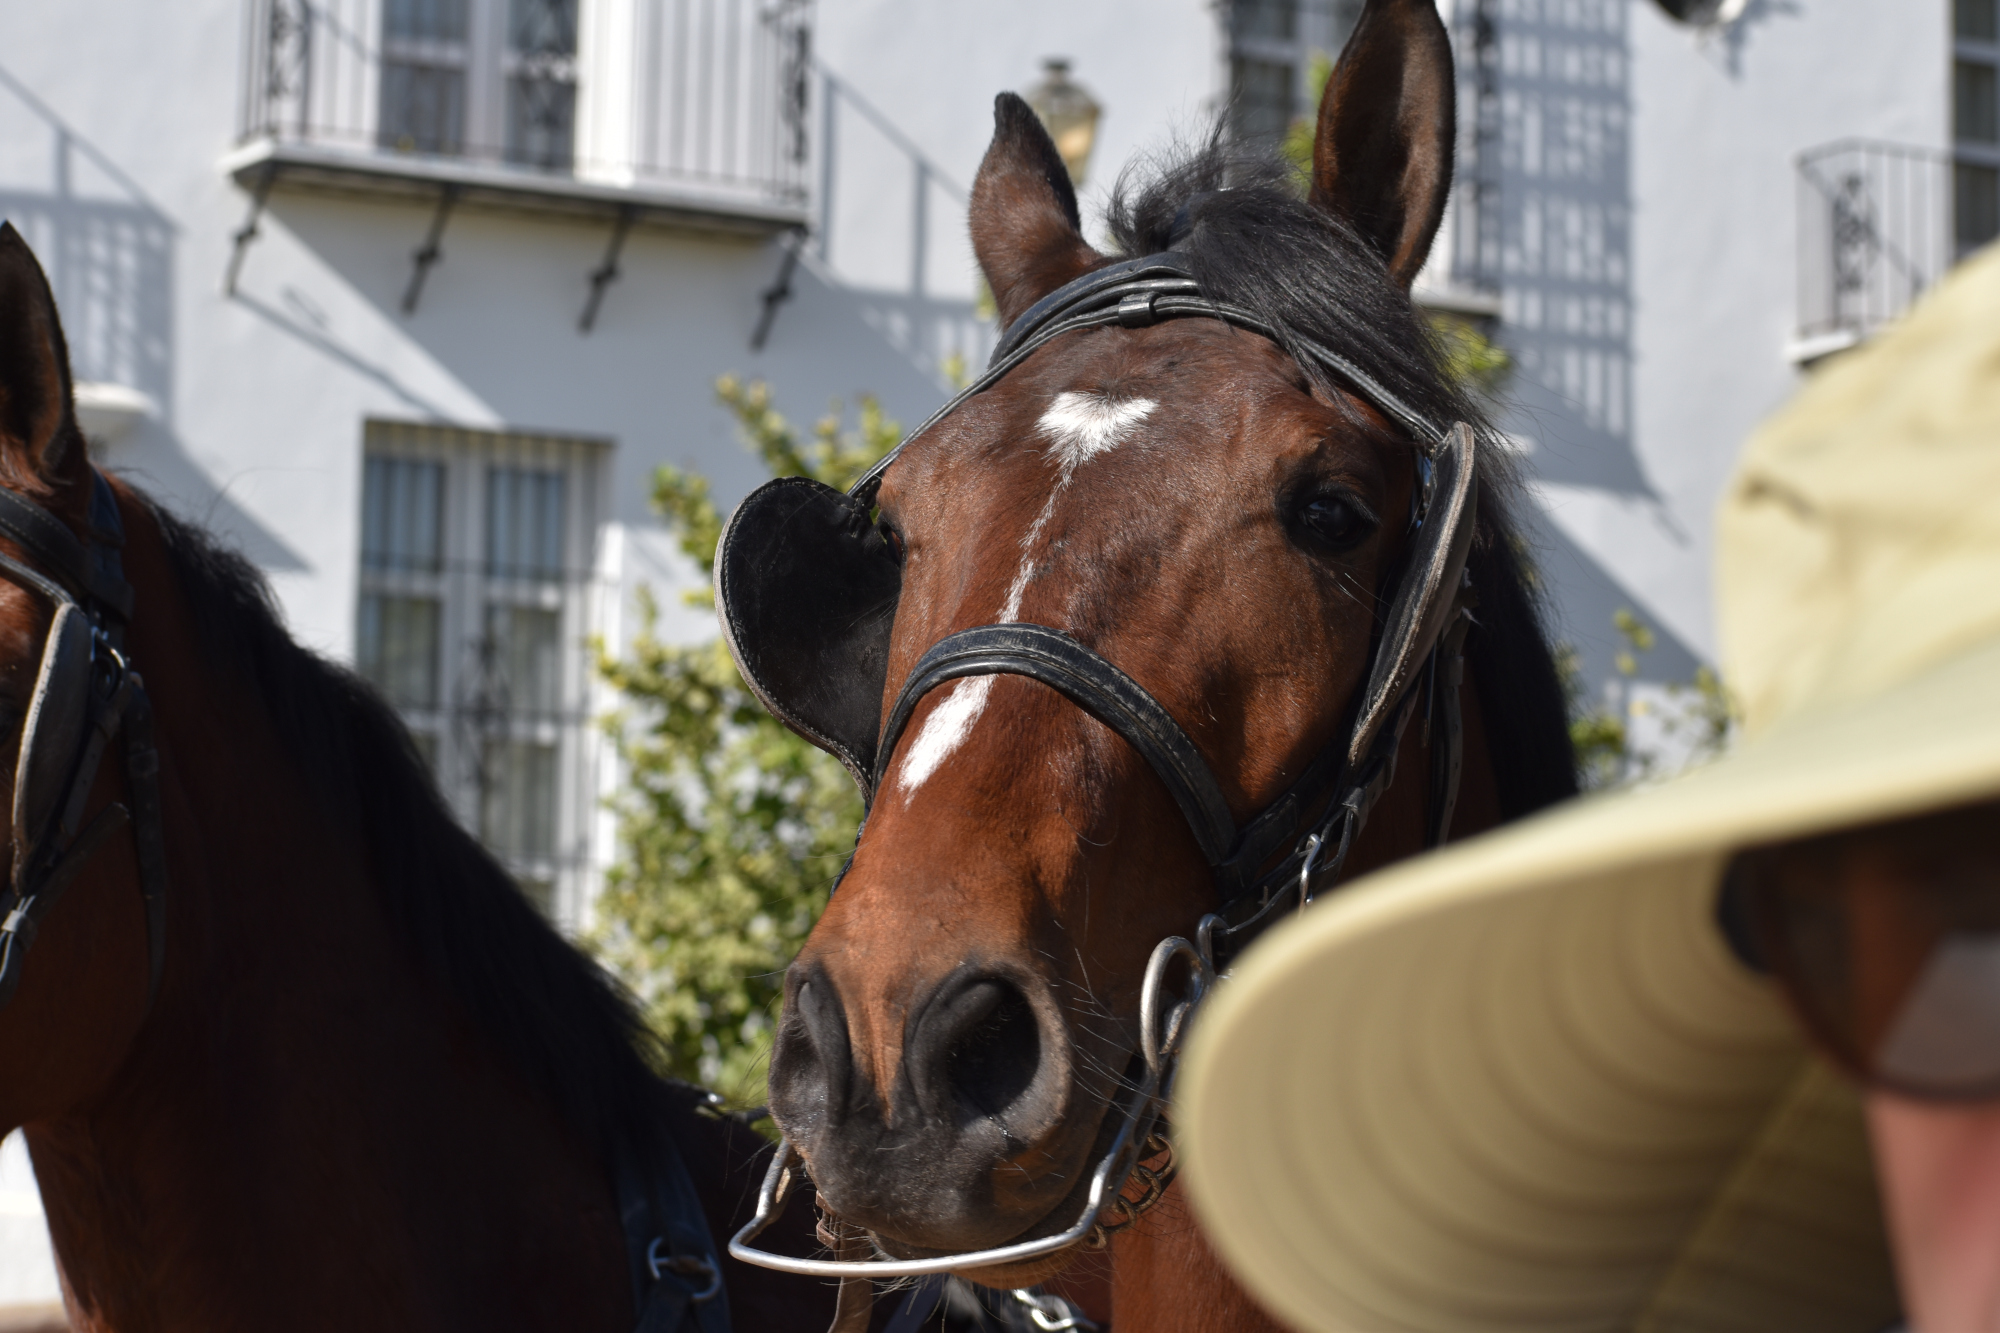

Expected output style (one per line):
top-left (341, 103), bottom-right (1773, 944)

top-left (1178, 241), bottom-right (2000, 1333)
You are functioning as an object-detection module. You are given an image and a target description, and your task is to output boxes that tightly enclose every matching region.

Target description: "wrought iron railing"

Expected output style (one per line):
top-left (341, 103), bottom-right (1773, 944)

top-left (238, 0), bottom-right (812, 207)
top-left (1797, 140), bottom-right (1951, 344)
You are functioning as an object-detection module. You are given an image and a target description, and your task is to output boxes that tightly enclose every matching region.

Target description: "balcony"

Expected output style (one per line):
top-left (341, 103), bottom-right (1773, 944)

top-left (227, 0), bottom-right (813, 237)
top-left (1791, 140), bottom-right (1952, 365)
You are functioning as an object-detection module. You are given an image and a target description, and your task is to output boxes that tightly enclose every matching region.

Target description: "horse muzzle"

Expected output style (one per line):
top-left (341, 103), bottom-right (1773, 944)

top-left (734, 936), bottom-right (1211, 1281)
top-left (767, 956), bottom-right (1095, 1251)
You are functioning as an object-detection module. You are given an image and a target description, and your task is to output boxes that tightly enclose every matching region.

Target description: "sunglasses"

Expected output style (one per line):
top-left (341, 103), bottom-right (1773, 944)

top-left (1717, 797), bottom-right (2000, 1101)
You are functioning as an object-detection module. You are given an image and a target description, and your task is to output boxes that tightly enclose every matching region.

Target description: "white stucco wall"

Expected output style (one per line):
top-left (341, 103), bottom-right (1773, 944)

top-left (1517, 0), bottom-right (1951, 689)
top-left (1623, 0), bottom-right (1947, 658)
top-left (0, 0), bottom-right (995, 661)
top-left (0, 1134), bottom-right (58, 1308)
top-left (814, 0), bottom-right (1219, 272)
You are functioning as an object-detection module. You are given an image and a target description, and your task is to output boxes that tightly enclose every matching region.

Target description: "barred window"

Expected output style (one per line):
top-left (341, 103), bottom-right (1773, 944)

top-left (379, 0), bottom-right (470, 155)
top-left (1958, 0), bottom-right (2000, 254)
top-left (1232, 0), bottom-right (1299, 42)
top-left (376, 0), bottom-right (577, 168)
top-left (505, 0), bottom-right (578, 170)
top-left (357, 420), bottom-right (606, 919)
top-left (1230, 57), bottom-right (1296, 148)
top-left (1961, 0), bottom-right (1998, 42)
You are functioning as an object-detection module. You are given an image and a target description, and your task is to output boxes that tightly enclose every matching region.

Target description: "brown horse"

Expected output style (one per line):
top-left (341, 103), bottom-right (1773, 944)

top-left (0, 222), bottom-right (861, 1332)
top-left (747, 1), bottom-right (1577, 1327)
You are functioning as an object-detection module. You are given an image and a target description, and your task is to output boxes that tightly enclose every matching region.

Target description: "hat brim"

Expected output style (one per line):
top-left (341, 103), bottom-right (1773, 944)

top-left (1178, 634), bottom-right (2000, 1332)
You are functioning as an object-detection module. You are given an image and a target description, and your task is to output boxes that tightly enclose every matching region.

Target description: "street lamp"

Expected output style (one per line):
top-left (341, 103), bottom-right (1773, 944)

top-left (1026, 58), bottom-right (1102, 187)
top-left (1651, 0), bottom-right (1749, 23)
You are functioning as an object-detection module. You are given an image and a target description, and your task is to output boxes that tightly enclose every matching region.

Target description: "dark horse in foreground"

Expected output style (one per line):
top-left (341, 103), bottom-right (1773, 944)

top-left (724, 0), bottom-right (1577, 1327)
top-left (0, 221), bottom-right (858, 1331)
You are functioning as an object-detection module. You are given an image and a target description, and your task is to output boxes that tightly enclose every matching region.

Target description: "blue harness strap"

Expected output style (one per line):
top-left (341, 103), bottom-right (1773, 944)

top-left (615, 1124), bottom-right (732, 1333)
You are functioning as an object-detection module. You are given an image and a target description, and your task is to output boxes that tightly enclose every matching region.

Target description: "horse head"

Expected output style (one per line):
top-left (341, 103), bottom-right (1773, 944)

top-left (745, 0), bottom-right (1538, 1288)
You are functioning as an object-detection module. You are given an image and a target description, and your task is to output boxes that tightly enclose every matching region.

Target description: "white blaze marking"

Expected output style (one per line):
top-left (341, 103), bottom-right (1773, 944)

top-left (1037, 391), bottom-right (1157, 481)
top-left (895, 675), bottom-right (998, 794)
top-left (894, 392), bottom-right (1156, 800)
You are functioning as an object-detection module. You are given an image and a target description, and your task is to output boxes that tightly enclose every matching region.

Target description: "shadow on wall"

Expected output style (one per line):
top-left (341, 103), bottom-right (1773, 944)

top-left (1451, 0), bottom-right (1717, 690)
top-left (768, 248), bottom-right (994, 398)
top-left (1469, 0), bottom-right (1648, 500)
top-left (243, 191), bottom-right (971, 517)
top-left (0, 64), bottom-right (304, 572)
top-left (1522, 504), bottom-right (1703, 691)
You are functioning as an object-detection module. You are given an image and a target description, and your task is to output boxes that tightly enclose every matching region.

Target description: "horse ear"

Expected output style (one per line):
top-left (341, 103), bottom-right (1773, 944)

top-left (0, 223), bottom-right (87, 507)
top-left (1308, 0), bottom-right (1457, 288)
top-left (970, 93), bottom-right (1103, 328)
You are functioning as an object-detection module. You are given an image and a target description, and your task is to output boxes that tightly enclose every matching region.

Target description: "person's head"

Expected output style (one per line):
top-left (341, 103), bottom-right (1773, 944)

top-left (1176, 240), bottom-right (2000, 1331)
top-left (1728, 796), bottom-right (2000, 1331)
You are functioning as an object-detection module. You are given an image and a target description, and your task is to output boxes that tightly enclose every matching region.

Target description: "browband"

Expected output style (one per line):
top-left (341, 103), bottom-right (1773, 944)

top-left (848, 252), bottom-right (1447, 505)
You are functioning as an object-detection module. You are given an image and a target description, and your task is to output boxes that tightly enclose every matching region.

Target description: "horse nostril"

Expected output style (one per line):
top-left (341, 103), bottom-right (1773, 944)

top-left (769, 971), bottom-right (853, 1135)
top-left (930, 977), bottom-right (1042, 1126)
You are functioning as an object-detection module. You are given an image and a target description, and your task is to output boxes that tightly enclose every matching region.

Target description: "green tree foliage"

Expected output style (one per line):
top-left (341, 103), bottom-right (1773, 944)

top-left (1562, 608), bottom-right (1735, 790)
top-left (1426, 312), bottom-right (1514, 397)
top-left (589, 377), bottom-right (900, 1103)
top-left (1279, 52), bottom-right (1336, 183)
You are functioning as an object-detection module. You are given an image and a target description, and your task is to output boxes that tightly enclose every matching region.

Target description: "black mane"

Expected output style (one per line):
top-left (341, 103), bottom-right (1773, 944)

top-left (148, 505), bottom-right (684, 1168)
top-left (1107, 140), bottom-right (1578, 817)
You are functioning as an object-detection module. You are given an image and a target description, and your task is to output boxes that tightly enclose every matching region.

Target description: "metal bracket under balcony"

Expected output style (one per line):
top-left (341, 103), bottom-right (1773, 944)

top-left (221, 138), bottom-right (809, 239)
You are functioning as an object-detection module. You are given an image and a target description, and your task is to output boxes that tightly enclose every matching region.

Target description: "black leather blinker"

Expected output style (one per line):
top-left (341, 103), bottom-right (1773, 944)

top-left (714, 476), bottom-right (902, 792)
top-left (1346, 422), bottom-right (1478, 768)
top-left (13, 601), bottom-right (92, 884)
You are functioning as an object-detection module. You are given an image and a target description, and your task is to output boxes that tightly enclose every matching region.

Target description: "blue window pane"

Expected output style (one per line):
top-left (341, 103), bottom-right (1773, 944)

top-left (361, 457), bottom-right (444, 572)
top-left (486, 467), bottom-right (566, 579)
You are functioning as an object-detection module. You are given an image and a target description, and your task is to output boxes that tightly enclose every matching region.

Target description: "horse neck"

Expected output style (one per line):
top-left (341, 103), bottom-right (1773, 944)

top-left (28, 525), bottom-right (631, 1333)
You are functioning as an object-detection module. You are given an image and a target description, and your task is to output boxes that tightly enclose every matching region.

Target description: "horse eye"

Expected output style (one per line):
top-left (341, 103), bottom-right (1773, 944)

top-left (1295, 491), bottom-right (1375, 553)
top-left (879, 522), bottom-right (906, 564)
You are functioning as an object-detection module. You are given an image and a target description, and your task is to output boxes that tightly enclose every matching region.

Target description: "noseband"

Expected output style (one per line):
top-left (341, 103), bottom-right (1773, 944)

top-left (0, 472), bottom-right (168, 1015)
top-left (721, 253), bottom-right (1480, 1278)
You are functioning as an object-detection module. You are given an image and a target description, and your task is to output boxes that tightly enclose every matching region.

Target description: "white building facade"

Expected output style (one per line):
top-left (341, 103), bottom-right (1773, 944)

top-left (0, 0), bottom-right (1984, 1309)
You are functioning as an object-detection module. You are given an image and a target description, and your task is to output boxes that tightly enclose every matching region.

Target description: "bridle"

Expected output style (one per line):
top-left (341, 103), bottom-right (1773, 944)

top-left (0, 470), bottom-right (168, 1016)
top-left (721, 252), bottom-right (1480, 1277)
